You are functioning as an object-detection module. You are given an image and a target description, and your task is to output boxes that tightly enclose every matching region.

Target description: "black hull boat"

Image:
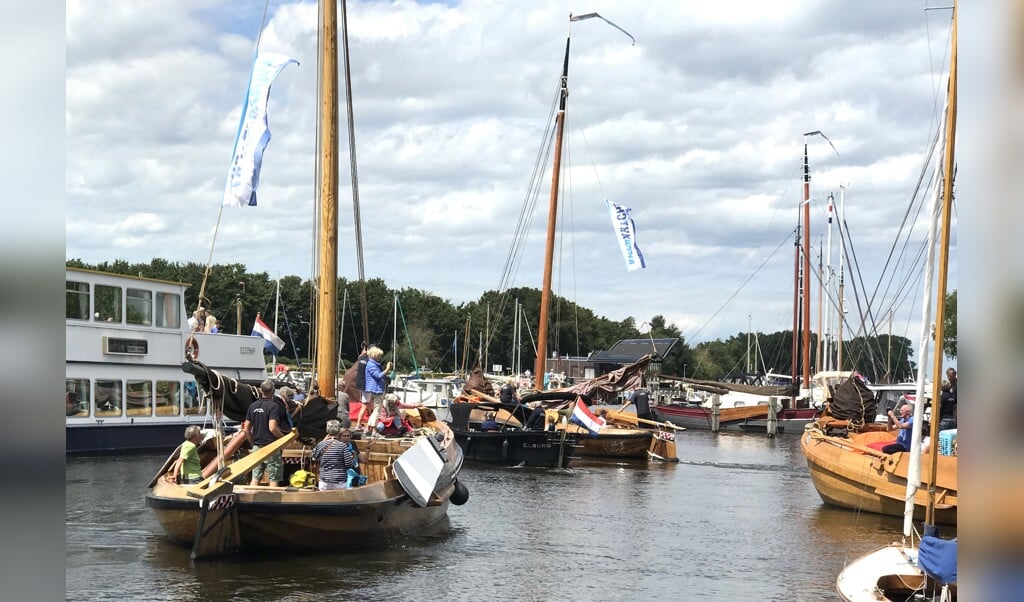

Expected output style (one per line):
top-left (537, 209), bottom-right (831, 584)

top-left (448, 401), bottom-right (576, 468)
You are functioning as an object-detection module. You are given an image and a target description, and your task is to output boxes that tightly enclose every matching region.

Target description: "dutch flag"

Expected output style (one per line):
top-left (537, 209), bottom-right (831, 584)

top-left (570, 397), bottom-right (606, 436)
top-left (251, 315), bottom-right (285, 354)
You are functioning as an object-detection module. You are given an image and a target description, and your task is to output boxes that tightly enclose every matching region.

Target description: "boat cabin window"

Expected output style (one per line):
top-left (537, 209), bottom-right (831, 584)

top-left (126, 288), bottom-right (152, 326)
top-left (154, 292), bottom-right (181, 329)
top-left (66, 281), bottom-right (90, 321)
top-left (66, 379), bottom-right (90, 417)
top-left (126, 380), bottom-right (152, 416)
top-left (94, 379), bottom-right (123, 417)
top-left (155, 381), bottom-right (180, 416)
top-left (183, 381), bottom-right (204, 415)
top-left (94, 285), bottom-right (122, 323)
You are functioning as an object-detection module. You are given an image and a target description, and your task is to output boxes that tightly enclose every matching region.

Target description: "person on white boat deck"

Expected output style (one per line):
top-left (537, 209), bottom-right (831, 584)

top-left (312, 421), bottom-right (359, 490)
top-left (363, 346), bottom-right (392, 430)
top-left (882, 403), bottom-right (914, 454)
top-left (172, 425), bottom-right (204, 484)
top-left (243, 379), bottom-right (286, 486)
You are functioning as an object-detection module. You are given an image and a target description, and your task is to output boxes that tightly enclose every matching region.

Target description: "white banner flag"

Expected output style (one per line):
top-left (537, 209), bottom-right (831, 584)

top-left (605, 200), bottom-right (647, 271)
top-left (222, 52), bottom-right (299, 207)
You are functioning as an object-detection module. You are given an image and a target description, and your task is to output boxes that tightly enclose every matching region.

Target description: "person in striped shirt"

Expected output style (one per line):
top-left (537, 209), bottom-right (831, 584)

top-left (312, 421), bottom-right (358, 490)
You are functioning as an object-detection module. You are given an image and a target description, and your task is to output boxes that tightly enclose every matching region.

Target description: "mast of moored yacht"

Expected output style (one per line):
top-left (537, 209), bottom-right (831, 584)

top-left (314, 0), bottom-right (339, 399)
top-left (926, 0), bottom-right (957, 528)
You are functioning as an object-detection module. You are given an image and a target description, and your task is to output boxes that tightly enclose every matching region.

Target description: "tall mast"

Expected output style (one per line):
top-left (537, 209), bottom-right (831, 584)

top-left (926, 0), bottom-right (957, 526)
top-left (272, 277), bottom-right (280, 365)
top-left (535, 37), bottom-right (570, 391)
top-left (837, 184), bottom-right (847, 370)
top-left (801, 138), bottom-right (812, 391)
top-left (314, 0), bottom-right (339, 398)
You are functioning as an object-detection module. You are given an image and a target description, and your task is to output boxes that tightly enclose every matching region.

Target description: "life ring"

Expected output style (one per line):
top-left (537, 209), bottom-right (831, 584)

top-left (185, 335), bottom-right (200, 361)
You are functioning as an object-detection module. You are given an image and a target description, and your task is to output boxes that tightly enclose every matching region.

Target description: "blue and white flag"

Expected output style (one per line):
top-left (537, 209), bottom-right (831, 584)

top-left (252, 315), bottom-right (286, 354)
top-left (605, 200), bottom-right (647, 271)
top-left (222, 52), bottom-right (299, 207)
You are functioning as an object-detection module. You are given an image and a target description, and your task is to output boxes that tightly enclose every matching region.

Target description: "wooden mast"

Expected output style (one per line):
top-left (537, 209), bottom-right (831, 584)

top-left (926, 0), bottom-right (956, 526)
top-left (535, 38), bottom-right (570, 391)
top-left (315, 0), bottom-right (339, 398)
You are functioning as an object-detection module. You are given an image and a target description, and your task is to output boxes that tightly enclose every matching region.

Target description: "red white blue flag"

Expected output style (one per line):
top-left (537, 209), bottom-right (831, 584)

top-left (570, 397), bottom-right (606, 435)
top-left (251, 315), bottom-right (285, 354)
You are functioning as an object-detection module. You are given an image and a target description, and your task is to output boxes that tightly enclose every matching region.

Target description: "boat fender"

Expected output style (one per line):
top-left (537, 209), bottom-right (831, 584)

top-left (185, 335), bottom-right (199, 360)
top-left (451, 478), bottom-right (470, 506)
top-left (501, 438), bottom-right (509, 464)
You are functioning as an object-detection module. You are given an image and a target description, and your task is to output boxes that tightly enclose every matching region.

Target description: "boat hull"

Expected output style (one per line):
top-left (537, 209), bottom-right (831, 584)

top-left (146, 479), bottom-right (453, 549)
top-left (801, 428), bottom-right (957, 525)
top-left (573, 428), bottom-right (652, 459)
top-left (453, 430), bottom-right (575, 468)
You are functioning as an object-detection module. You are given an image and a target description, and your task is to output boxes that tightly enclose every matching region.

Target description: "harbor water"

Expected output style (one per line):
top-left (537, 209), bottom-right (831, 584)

top-left (66, 430), bottom-right (936, 601)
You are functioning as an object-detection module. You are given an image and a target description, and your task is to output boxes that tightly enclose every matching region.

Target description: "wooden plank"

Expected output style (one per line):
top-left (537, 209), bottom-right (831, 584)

top-left (187, 431), bottom-right (297, 500)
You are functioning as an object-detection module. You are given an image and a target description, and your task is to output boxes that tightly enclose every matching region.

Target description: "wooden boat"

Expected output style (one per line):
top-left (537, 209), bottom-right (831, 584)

top-left (146, 0), bottom-right (467, 559)
top-left (146, 416), bottom-right (466, 556)
top-left (836, 6), bottom-right (958, 598)
top-left (801, 421), bottom-right (957, 525)
top-left (448, 400), bottom-right (576, 468)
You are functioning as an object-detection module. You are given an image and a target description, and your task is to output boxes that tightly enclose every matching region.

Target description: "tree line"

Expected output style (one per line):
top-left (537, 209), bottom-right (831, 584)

top-left (67, 258), bottom-right (955, 382)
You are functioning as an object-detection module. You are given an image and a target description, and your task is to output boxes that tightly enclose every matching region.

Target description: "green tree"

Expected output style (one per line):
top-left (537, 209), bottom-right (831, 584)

top-left (942, 289), bottom-right (957, 358)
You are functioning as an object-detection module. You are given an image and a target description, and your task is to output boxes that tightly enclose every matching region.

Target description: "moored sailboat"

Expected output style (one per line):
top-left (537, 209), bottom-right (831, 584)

top-left (834, 5), bottom-right (959, 598)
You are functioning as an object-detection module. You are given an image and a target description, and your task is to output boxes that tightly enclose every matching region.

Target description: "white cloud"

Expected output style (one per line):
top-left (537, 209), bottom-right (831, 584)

top-left (66, 0), bottom-right (968, 352)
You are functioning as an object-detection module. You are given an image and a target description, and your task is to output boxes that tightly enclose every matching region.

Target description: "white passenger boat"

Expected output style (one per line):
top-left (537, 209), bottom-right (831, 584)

top-left (65, 267), bottom-right (266, 453)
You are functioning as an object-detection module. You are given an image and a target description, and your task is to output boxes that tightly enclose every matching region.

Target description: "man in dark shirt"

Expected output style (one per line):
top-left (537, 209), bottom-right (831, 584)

top-left (243, 379), bottom-right (286, 486)
top-left (499, 377), bottom-right (518, 405)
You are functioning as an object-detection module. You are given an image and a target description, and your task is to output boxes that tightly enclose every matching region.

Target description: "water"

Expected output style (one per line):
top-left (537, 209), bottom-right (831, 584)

top-left (66, 431), bottom-right (929, 601)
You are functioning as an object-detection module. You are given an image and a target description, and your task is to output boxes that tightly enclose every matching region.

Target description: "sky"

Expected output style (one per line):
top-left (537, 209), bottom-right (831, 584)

top-left (65, 0), bottom-right (978, 354)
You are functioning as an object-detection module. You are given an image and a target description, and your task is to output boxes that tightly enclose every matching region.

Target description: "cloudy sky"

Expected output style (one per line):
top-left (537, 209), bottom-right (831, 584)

top-left (65, 0), bottom-right (979, 352)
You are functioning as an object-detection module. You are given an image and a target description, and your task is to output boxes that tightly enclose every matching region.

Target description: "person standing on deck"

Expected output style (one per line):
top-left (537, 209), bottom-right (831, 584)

top-left (243, 379), bottom-right (286, 486)
top-left (363, 346), bottom-right (392, 430)
top-left (499, 377), bottom-right (519, 404)
top-left (171, 425), bottom-right (204, 484)
top-left (352, 343), bottom-right (371, 429)
top-left (312, 421), bottom-right (358, 490)
top-left (939, 367), bottom-right (957, 430)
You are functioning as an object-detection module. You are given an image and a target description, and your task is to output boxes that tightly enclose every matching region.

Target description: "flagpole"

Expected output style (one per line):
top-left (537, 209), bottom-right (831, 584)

top-left (272, 277), bottom-right (280, 365)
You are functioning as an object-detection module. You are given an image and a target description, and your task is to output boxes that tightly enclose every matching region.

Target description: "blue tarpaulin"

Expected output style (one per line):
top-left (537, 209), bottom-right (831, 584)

top-left (918, 536), bottom-right (957, 584)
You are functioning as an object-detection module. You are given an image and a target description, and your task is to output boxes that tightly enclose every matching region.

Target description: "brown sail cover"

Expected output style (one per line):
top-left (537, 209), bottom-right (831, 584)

top-left (825, 374), bottom-right (877, 425)
top-left (562, 355), bottom-right (653, 403)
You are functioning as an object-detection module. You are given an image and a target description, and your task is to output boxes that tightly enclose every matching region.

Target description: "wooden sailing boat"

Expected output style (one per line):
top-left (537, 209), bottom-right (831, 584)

top-left (833, 5), bottom-right (959, 598)
top-left (147, 0), bottom-right (467, 559)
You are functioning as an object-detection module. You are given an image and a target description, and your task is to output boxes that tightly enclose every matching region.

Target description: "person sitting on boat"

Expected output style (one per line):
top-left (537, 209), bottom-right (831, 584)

top-left (312, 421), bottom-right (359, 490)
top-left (363, 346), bottom-right (392, 430)
top-left (480, 411), bottom-right (502, 432)
top-left (882, 403), bottom-right (914, 454)
top-left (499, 377), bottom-right (519, 405)
top-left (525, 402), bottom-right (547, 430)
top-left (376, 394), bottom-right (413, 436)
top-left (171, 425), bottom-right (204, 485)
top-left (243, 379), bottom-right (287, 486)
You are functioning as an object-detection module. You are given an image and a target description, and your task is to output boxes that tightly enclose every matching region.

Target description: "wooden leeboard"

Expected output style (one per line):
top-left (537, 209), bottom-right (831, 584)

top-left (187, 430), bottom-right (297, 500)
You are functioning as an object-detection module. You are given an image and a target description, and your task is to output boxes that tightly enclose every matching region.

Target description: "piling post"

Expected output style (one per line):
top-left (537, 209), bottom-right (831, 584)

top-left (767, 396), bottom-right (779, 438)
top-left (711, 394), bottom-right (721, 432)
